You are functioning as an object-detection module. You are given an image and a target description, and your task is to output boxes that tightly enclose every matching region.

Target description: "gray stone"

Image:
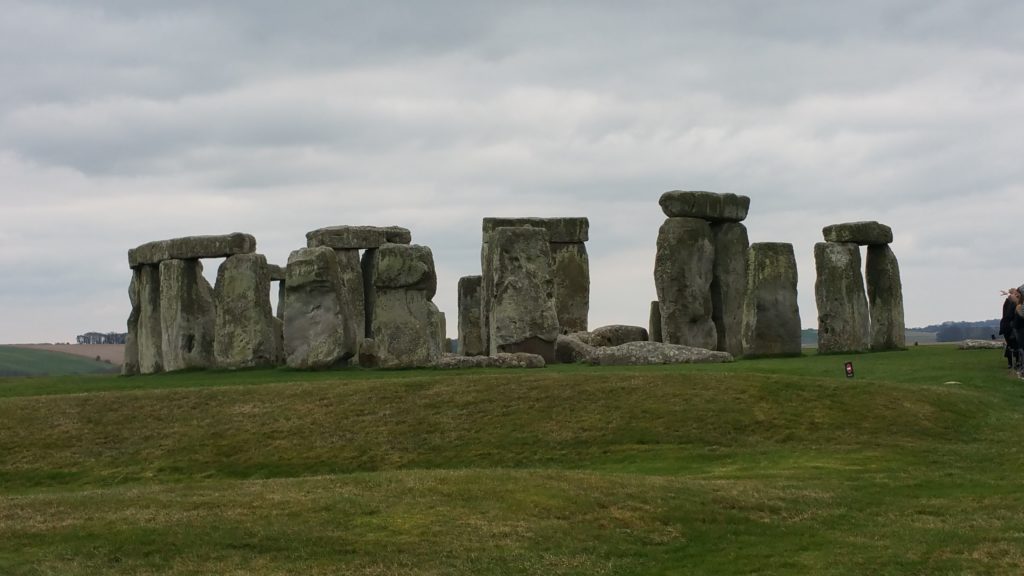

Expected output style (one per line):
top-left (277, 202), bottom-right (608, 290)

top-left (710, 222), bottom-right (748, 357)
top-left (814, 242), bottom-right (870, 354)
top-left (371, 288), bottom-right (439, 369)
top-left (137, 264), bottom-right (163, 374)
top-left (488, 227), bottom-right (560, 362)
top-left (306, 225), bottom-right (412, 250)
top-left (276, 281), bottom-right (286, 322)
top-left (958, 339), bottom-right (1004, 350)
top-left (436, 352), bottom-right (546, 369)
top-left (159, 259), bottom-right (216, 371)
top-left (370, 243), bottom-right (437, 297)
top-left (457, 275), bottom-right (485, 356)
top-left (822, 221), bottom-right (893, 245)
top-left (427, 303), bottom-right (447, 360)
top-left (649, 301), bottom-right (662, 343)
top-left (659, 191), bottom-right (750, 222)
top-left (482, 217), bottom-right (589, 243)
top-left (267, 264), bottom-right (286, 282)
top-left (283, 247), bottom-right (358, 369)
top-left (654, 217), bottom-right (717, 349)
top-left (358, 338), bottom-right (379, 368)
top-left (361, 249), bottom-right (377, 337)
top-left (333, 249), bottom-right (365, 352)
top-left (122, 270), bottom-right (141, 376)
top-left (555, 334), bottom-right (732, 365)
top-left (214, 254), bottom-right (281, 369)
top-left (555, 334), bottom-right (596, 364)
top-left (550, 242), bottom-right (590, 333)
top-left (129, 233), bottom-right (256, 268)
top-left (866, 244), bottom-right (907, 351)
top-left (590, 325), bottom-right (649, 347)
top-left (741, 243), bottom-right (802, 358)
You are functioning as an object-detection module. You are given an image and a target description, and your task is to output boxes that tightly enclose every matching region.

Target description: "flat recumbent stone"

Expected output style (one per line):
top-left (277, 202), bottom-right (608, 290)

top-left (658, 191), bottom-right (750, 222)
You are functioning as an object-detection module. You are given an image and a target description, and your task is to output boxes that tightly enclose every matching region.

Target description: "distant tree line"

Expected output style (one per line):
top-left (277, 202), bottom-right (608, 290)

top-left (76, 332), bottom-right (127, 345)
top-left (929, 321), bottom-right (1000, 343)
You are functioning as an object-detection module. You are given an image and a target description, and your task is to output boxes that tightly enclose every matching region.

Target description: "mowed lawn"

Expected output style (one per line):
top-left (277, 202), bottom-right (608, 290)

top-left (1, 346), bottom-right (1023, 575)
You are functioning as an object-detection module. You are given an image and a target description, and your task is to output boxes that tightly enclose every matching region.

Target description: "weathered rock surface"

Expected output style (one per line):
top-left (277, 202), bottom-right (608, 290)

top-left (482, 217), bottom-right (589, 243)
top-left (283, 247), bottom-right (357, 369)
top-left (160, 259), bottom-right (216, 371)
top-left (649, 301), bottom-right (662, 343)
top-left (822, 221), bottom-right (893, 245)
top-left (306, 225), bottom-right (412, 250)
top-left (370, 243), bottom-right (437, 297)
top-left (428, 303), bottom-right (447, 358)
top-left (555, 334), bottom-right (732, 365)
top-left (710, 222), bottom-right (749, 356)
top-left (371, 288), bottom-right (440, 368)
top-left (866, 244), bottom-right (906, 351)
top-left (267, 264), bottom-right (286, 282)
top-left (214, 254), bottom-right (281, 369)
top-left (333, 249), bottom-right (365, 351)
top-left (457, 275), bottom-right (485, 356)
top-left (361, 249), bottom-right (377, 337)
top-left (814, 242), bottom-right (870, 354)
top-left (129, 233), bottom-right (256, 268)
top-left (958, 339), bottom-right (1004, 350)
top-left (654, 217), bottom-right (717, 349)
top-left (122, 270), bottom-right (141, 376)
top-left (590, 325), bottom-right (649, 347)
top-left (741, 243), bottom-right (802, 358)
top-left (659, 191), bottom-right (750, 222)
top-left (487, 227), bottom-right (560, 362)
top-left (358, 338), bottom-right (379, 368)
top-left (435, 352), bottom-right (546, 369)
top-left (554, 333), bottom-right (596, 364)
top-left (137, 264), bottom-right (163, 374)
top-left (550, 242), bottom-right (590, 333)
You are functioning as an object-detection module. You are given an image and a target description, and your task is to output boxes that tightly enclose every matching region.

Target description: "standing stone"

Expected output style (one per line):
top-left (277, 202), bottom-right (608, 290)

top-left (458, 275), bottom-right (485, 356)
top-left (276, 281), bottom-right (286, 321)
top-left (370, 244), bottom-right (440, 368)
top-left (550, 242), bottom-right (590, 333)
top-left (710, 222), bottom-right (749, 357)
top-left (866, 244), bottom-right (906, 351)
top-left (283, 247), bottom-right (358, 369)
top-left (741, 243), bottom-right (802, 358)
top-left (333, 249), bottom-right (365, 352)
top-left (137, 264), bottom-right (164, 374)
top-left (648, 301), bottom-right (662, 343)
top-left (654, 217), bottom-right (717, 349)
top-left (361, 249), bottom-right (377, 338)
top-left (488, 227), bottom-right (560, 362)
top-left (814, 242), bottom-right (870, 354)
top-left (122, 270), bottom-right (141, 376)
top-left (428, 304), bottom-right (446, 359)
top-left (159, 259), bottom-right (216, 371)
top-left (214, 254), bottom-right (281, 369)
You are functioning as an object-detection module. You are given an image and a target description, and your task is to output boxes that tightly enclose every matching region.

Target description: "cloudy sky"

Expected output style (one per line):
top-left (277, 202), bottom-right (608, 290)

top-left (2, 0), bottom-right (1022, 344)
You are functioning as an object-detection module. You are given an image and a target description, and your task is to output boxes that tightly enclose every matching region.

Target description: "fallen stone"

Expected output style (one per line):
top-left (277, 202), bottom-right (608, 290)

top-left (370, 243), bottom-right (437, 297)
top-left (137, 264), bottom-right (163, 374)
top-left (122, 270), bottom-right (141, 376)
top-left (710, 222), bottom-right (748, 357)
top-left (555, 334), bottom-right (732, 365)
top-left (590, 325), bottom-right (649, 347)
top-left (435, 352), bottom-right (546, 369)
top-left (129, 233), bottom-right (256, 268)
top-left (814, 242), bottom-right (870, 354)
top-left (160, 259), bottom-right (216, 371)
top-left (214, 254), bottom-right (281, 369)
top-left (659, 191), bottom-right (750, 222)
top-left (283, 247), bottom-right (358, 369)
top-left (654, 217), bottom-right (717, 349)
top-left (649, 301), bottom-right (662, 343)
top-left (822, 221), bottom-right (893, 245)
top-left (741, 242), bottom-right (802, 358)
top-left (555, 333), bottom-right (596, 364)
top-left (550, 242), bottom-right (590, 333)
top-left (306, 225), bottom-right (413, 250)
top-left (482, 217), bottom-right (589, 243)
top-left (371, 288), bottom-right (440, 368)
top-left (958, 339), bottom-right (1004, 350)
top-left (866, 244), bottom-right (907, 351)
top-left (457, 275), bottom-right (485, 356)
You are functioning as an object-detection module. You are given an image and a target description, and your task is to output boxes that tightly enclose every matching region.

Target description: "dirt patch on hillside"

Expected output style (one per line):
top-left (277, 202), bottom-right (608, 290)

top-left (13, 344), bottom-right (125, 366)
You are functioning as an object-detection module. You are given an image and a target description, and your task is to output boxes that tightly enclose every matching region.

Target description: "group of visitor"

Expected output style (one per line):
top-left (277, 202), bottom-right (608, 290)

top-left (999, 285), bottom-right (1024, 378)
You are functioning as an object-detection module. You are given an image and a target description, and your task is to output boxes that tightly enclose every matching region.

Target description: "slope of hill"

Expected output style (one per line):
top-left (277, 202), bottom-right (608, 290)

top-left (0, 345), bottom-right (119, 377)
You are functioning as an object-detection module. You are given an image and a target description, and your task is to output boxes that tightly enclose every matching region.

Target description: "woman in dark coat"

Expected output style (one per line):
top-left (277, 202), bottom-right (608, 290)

top-left (1009, 286), bottom-right (1024, 376)
top-left (1001, 289), bottom-right (1018, 369)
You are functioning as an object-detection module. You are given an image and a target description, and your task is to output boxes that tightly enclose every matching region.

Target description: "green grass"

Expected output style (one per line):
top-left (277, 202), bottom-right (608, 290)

top-left (1, 345), bottom-right (1023, 574)
top-left (0, 346), bottom-right (118, 377)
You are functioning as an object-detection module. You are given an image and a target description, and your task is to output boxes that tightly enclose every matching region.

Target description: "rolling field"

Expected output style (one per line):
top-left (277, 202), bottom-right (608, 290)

top-left (0, 345), bottom-right (119, 377)
top-left (1, 346), bottom-right (1022, 574)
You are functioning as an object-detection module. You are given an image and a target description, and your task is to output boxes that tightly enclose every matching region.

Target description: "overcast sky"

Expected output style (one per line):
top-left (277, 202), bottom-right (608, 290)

top-left (2, 0), bottom-right (1022, 344)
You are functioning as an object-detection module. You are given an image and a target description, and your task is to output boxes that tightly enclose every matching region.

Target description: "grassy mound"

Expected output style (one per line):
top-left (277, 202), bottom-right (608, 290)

top-left (0, 345), bottom-right (119, 377)
top-left (1, 346), bottom-right (1022, 574)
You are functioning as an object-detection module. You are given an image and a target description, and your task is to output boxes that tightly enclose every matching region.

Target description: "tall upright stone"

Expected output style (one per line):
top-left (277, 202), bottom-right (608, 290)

top-left (866, 244), bottom-right (906, 351)
top-left (654, 217), bottom-right (717, 349)
top-left (710, 222), bottom-right (749, 356)
top-left (741, 243), bottom-right (801, 358)
top-left (160, 259), bottom-right (216, 371)
top-left (361, 249), bottom-right (378, 338)
top-left (814, 242), bottom-right (870, 354)
top-left (136, 265), bottom-right (164, 374)
top-left (122, 269), bottom-right (141, 376)
top-left (458, 275), bottom-right (484, 356)
top-left (333, 249), bottom-right (365, 351)
top-left (648, 301), bottom-right (662, 343)
top-left (283, 247), bottom-right (358, 369)
top-left (369, 243), bottom-right (440, 368)
top-left (488, 227), bottom-right (560, 362)
top-left (550, 242), bottom-right (590, 333)
top-left (214, 253), bottom-right (281, 369)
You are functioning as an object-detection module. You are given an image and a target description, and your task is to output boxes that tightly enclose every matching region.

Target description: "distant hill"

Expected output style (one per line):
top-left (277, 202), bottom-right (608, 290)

top-left (0, 346), bottom-right (119, 377)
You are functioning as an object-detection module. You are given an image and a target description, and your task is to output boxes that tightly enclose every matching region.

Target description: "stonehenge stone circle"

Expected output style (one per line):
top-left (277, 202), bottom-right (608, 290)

top-left (369, 243), bottom-right (442, 368)
top-left (659, 191), bottom-right (750, 222)
top-left (159, 259), bottom-right (216, 371)
top-left (457, 275), bottom-right (485, 356)
top-left (487, 226), bottom-right (560, 362)
top-left (283, 246), bottom-right (358, 369)
top-left (822, 221), bottom-right (893, 245)
top-left (129, 233), bottom-right (256, 268)
top-left (654, 216), bottom-right (717, 349)
top-left (710, 222), bottom-right (749, 357)
top-left (814, 242), bottom-right (870, 354)
top-left (741, 242), bottom-right (802, 358)
top-left (866, 244), bottom-right (906, 351)
top-left (215, 253), bottom-right (281, 369)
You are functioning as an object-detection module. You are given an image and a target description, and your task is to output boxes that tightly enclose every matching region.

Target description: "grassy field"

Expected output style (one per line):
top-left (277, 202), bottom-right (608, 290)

top-left (1, 345), bottom-right (1022, 574)
top-left (0, 345), bottom-right (119, 377)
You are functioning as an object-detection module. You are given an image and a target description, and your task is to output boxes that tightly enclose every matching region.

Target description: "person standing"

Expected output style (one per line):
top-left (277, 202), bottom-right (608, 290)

top-left (1010, 286), bottom-right (1024, 378)
top-left (1001, 288), bottom-right (1019, 369)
